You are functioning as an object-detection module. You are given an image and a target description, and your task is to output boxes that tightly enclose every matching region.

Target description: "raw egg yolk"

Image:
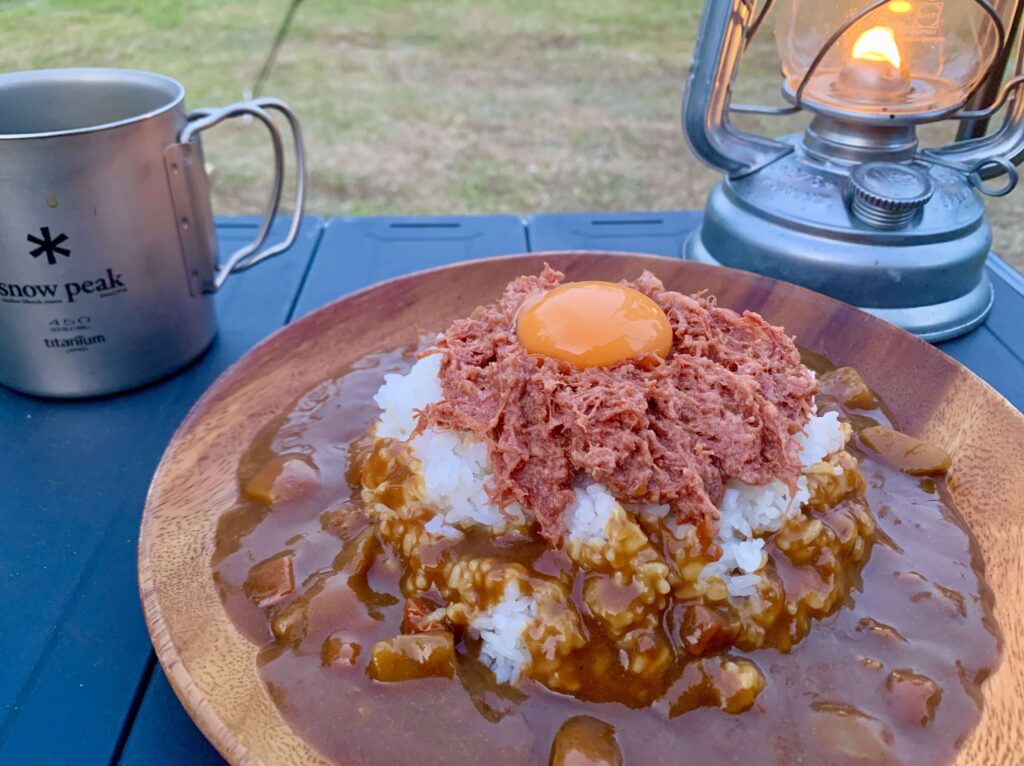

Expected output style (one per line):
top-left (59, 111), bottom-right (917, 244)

top-left (516, 281), bottom-right (673, 368)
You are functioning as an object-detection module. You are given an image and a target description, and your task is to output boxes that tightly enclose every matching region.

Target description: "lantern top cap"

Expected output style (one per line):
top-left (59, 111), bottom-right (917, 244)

top-left (850, 162), bottom-right (935, 210)
top-left (849, 161), bottom-right (935, 228)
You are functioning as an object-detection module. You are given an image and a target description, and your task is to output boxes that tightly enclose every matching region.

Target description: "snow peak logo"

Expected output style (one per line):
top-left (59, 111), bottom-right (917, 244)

top-left (27, 227), bottom-right (71, 265)
top-left (0, 268), bottom-right (126, 304)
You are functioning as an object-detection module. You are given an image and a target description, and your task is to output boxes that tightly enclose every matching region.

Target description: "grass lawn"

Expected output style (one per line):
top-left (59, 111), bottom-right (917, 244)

top-left (2, 0), bottom-right (1022, 269)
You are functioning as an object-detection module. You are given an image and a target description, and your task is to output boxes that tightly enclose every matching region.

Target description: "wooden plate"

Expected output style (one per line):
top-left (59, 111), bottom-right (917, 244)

top-left (139, 252), bottom-right (1024, 766)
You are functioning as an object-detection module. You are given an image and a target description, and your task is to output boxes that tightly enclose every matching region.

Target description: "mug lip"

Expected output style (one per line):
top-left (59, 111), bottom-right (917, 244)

top-left (0, 67), bottom-right (186, 140)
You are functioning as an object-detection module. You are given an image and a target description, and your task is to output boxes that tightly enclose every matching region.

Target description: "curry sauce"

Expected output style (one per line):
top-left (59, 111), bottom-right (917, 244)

top-left (212, 346), bottom-right (1000, 766)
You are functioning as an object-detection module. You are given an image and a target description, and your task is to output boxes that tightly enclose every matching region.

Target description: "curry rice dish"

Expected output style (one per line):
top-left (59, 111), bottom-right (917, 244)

top-left (213, 267), bottom-right (1000, 765)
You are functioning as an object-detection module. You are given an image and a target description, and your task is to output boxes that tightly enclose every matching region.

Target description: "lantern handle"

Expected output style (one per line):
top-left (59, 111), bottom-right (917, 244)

top-left (921, 15), bottom-right (1024, 182)
top-left (682, 0), bottom-right (792, 178)
top-left (744, 0), bottom-right (775, 52)
top-left (969, 158), bottom-right (1018, 197)
top-left (953, 76), bottom-right (1024, 122)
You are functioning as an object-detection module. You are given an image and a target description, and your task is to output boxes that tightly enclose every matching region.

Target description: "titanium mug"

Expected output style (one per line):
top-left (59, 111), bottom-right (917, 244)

top-left (0, 68), bottom-right (306, 398)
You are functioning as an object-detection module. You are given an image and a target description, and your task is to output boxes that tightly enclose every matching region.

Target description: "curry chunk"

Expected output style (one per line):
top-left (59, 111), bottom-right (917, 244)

top-left (549, 716), bottom-right (623, 766)
top-left (886, 668), bottom-right (942, 727)
top-left (402, 595), bottom-right (447, 634)
top-left (676, 604), bottom-right (739, 658)
top-left (583, 575), bottom-right (650, 635)
top-left (859, 426), bottom-right (951, 476)
top-left (244, 454), bottom-right (320, 505)
top-left (810, 702), bottom-right (893, 763)
top-left (367, 631), bottom-right (455, 682)
top-left (320, 501), bottom-right (368, 542)
top-left (321, 633), bottom-right (362, 668)
top-left (667, 657), bottom-right (765, 717)
top-left (271, 572), bottom-right (378, 645)
top-left (708, 659), bottom-right (765, 714)
top-left (244, 551), bottom-right (295, 608)
top-left (820, 367), bottom-right (876, 410)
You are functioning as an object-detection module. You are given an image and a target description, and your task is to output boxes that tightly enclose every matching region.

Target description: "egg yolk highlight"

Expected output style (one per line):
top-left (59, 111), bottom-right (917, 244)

top-left (516, 281), bottom-right (673, 368)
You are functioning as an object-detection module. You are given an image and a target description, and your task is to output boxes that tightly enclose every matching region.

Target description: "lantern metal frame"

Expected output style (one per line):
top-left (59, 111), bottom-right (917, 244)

top-left (683, 0), bottom-right (1024, 341)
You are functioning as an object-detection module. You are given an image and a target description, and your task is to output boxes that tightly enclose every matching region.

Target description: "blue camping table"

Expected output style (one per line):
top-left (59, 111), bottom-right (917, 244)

top-left (2, 212), bottom-right (1023, 765)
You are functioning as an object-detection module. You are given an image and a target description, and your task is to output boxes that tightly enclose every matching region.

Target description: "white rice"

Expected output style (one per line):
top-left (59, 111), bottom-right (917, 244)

top-left (373, 353), bottom-right (443, 440)
top-left (705, 409), bottom-right (846, 597)
top-left (372, 355), bottom-right (849, 674)
top-left (564, 482), bottom-right (619, 544)
top-left (374, 354), bottom-right (524, 537)
top-left (470, 580), bottom-right (536, 683)
top-left (412, 429), bottom-right (511, 536)
top-left (798, 410), bottom-right (846, 466)
top-left (638, 503), bottom-right (672, 519)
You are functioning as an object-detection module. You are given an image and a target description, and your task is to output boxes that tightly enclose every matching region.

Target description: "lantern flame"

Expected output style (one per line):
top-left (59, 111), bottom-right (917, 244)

top-left (852, 26), bottom-right (903, 69)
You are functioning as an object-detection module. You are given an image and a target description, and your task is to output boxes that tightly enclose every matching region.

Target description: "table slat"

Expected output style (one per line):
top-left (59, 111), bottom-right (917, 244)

top-left (970, 254), bottom-right (1024, 370)
top-left (119, 671), bottom-right (224, 766)
top-left (527, 210), bottom-right (702, 257)
top-left (0, 217), bottom-right (322, 766)
top-left (291, 215), bottom-right (529, 319)
top-left (937, 325), bottom-right (1024, 410)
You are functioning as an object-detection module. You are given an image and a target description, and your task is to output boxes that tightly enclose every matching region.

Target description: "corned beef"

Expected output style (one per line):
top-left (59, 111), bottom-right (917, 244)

top-left (416, 266), bottom-right (817, 543)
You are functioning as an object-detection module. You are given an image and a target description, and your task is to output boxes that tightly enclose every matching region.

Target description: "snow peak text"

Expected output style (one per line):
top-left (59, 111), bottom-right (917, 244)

top-left (0, 268), bottom-right (127, 303)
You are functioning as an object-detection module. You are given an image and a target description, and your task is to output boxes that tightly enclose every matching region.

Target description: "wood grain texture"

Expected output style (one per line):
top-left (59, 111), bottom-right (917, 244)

top-left (138, 252), bottom-right (1024, 766)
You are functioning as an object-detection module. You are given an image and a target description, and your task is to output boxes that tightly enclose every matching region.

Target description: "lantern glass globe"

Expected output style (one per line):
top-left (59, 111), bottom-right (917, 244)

top-left (774, 0), bottom-right (1017, 121)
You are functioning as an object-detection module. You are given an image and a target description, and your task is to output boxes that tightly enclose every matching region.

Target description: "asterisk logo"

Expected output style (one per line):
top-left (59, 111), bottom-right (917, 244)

top-left (27, 226), bottom-right (70, 265)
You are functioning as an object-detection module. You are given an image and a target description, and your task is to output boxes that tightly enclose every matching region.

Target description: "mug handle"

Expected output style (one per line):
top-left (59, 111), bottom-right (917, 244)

top-left (175, 98), bottom-right (307, 292)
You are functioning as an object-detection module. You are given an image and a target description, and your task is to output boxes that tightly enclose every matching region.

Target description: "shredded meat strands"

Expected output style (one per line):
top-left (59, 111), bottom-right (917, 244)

top-left (415, 266), bottom-right (817, 543)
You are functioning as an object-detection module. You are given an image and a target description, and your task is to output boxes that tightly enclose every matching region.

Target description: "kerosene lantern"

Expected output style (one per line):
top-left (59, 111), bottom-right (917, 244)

top-left (684, 0), bottom-right (1024, 340)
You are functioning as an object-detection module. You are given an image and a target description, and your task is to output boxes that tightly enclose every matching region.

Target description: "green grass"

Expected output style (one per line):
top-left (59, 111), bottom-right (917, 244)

top-left (2, 0), bottom-right (1022, 268)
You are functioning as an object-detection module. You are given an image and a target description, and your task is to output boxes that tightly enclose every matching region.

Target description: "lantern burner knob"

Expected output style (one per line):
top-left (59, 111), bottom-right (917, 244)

top-left (849, 162), bottom-right (934, 229)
